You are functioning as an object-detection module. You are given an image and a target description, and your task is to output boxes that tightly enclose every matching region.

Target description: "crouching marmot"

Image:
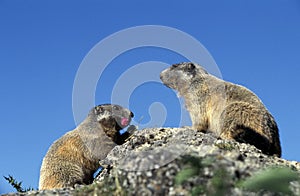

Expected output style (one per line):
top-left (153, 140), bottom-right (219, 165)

top-left (160, 62), bottom-right (281, 157)
top-left (39, 104), bottom-right (134, 190)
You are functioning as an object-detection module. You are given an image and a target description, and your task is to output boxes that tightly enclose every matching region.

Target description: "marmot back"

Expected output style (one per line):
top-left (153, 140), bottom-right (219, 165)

top-left (160, 62), bottom-right (281, 157)
top-left (39, 104), bottom-right (134, 190)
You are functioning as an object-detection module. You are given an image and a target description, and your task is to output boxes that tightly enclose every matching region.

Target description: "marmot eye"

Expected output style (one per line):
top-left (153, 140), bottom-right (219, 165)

top-left (113, 105), bottom-right (119, 110)
top-left (95, 106), bottom-right (103, 114)
top-left (172, 64), bottom-right (179, 68)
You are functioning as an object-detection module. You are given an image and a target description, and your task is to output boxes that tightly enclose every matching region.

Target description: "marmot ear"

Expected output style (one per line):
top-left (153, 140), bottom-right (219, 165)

top-left (187, 63), bottom-right (196, 71)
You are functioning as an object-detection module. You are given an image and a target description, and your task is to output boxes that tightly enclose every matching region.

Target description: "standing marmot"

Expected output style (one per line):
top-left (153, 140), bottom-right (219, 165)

top-left (39, 104), bottom-right (134, 190)
top-left (160, 62), bottom-right (281, 157)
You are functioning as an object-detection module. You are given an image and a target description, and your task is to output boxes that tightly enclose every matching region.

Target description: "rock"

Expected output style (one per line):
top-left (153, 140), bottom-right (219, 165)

top-left (3, 127), bottom-right (300, 195)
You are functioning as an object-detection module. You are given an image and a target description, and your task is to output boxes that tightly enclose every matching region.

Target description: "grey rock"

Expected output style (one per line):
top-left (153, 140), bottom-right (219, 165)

top-left (4, 127), bottom-right (300, 195)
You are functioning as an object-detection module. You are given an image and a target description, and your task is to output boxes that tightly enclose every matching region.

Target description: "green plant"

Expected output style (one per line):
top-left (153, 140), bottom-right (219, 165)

top-left (175, 155), bottom-right (232, 195)
top-left (175, 167), bottom-right (199, 185)
top-left (3, 175), bottom-right (34, 193)
top-left (239, 166), bottom-right (299, 195)
top-left (209, 167), bottom-right (231, 196)
top-left (190, 185), bottom-right (205, 196)
top-left (175, 155), bottom-right (207, 185)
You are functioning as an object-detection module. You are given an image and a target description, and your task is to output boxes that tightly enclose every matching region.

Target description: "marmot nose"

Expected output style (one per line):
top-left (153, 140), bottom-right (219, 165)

top-left (130, 112), bottom-right (134, 118)
top-left (159, 73), bottom-right (163, 80)
top-left (160, 70), bottom-right (167, 80)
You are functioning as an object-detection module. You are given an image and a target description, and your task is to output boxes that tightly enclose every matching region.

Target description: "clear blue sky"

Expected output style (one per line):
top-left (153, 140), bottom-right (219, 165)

top-left (1, 0), bottom-right (300, 194)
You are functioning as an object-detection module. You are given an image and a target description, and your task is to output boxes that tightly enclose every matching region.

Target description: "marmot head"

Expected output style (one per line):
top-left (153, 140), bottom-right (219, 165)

top-left (160, 62), bottom-right (208, 91)
top-left (91, 104), bottom-right (134, 131)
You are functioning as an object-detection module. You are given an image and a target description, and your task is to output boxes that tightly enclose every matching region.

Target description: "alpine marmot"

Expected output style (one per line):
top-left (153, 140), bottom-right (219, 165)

top-left (160, 62), bottom-right (281, 157)
top-left (39, 104), bottom-right (134, 189)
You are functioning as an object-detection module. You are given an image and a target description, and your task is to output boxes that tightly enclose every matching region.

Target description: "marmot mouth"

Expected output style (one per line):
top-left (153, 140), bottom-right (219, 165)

top-left (121, 117), bottom-right (130, 127)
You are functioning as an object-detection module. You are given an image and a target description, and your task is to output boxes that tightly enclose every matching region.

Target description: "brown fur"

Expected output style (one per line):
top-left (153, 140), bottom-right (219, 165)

top-left (160, 62), bottom-right (281, 157)
top-left (39, 104), bottom-right (134, 190)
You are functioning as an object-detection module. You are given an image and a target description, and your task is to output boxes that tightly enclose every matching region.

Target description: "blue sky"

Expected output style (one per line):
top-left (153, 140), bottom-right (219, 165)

top-left (1, 0), bottom-right (300, 194)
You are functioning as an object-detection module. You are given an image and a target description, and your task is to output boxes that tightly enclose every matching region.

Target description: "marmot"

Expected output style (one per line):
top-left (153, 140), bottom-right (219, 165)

top-left (39, 104), bottom-right (134, 190)
top-left (160, 62), bottom-right (281, 157)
